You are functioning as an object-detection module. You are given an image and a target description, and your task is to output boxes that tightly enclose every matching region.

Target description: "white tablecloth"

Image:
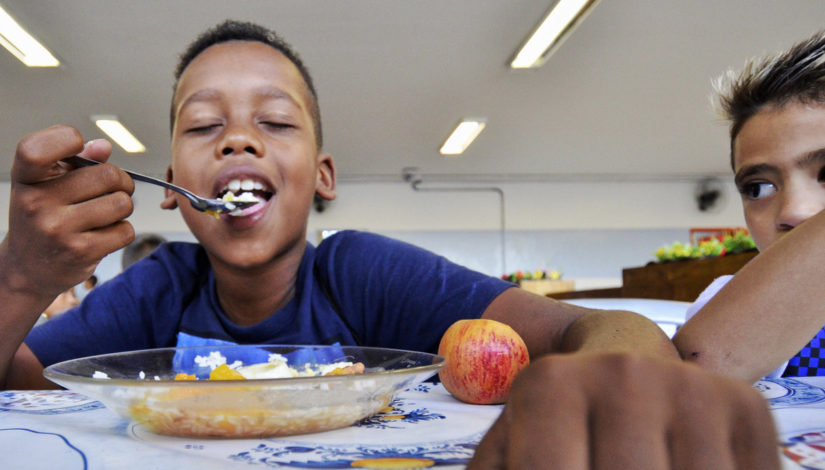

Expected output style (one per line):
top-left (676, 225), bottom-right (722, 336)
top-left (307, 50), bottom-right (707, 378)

top-left (4, 377), bottom-right (825, 469)
top-left (0, 382), bottom-right (501, 469)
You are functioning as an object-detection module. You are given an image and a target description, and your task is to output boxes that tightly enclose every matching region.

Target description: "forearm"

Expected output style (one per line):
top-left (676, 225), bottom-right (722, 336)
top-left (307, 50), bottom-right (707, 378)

top-left (674, 210), bottom-right (825, 383)
top-left (0, 242), bottom-right (56, 388)
top-left (482, 287), bottom-right (677, 360)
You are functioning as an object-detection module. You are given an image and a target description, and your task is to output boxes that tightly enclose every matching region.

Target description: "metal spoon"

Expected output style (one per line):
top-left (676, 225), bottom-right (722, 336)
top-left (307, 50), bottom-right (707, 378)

top-left (61, 155), bottom-right (257, 215)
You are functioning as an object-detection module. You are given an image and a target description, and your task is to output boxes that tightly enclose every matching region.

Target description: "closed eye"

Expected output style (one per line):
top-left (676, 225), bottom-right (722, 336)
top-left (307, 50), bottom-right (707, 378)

top-left (261, 121), bottom-right (295, 130)
top-left (185, 124), bottom-right (221, 134)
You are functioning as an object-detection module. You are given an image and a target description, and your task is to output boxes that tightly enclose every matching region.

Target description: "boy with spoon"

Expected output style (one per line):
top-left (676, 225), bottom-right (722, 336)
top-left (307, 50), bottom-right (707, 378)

top-left (0, 20), bottom-right (777, 469)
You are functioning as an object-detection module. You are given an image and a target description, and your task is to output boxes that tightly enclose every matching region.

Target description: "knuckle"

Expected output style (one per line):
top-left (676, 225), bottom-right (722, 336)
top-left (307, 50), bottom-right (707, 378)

top-left (98, 164), bottom-right (123, 185)
top-left (602, 353), bottom-right (650, 385)
top-left (511, 356), bottom-right (570, 394)
top-left (109, 191), bottom-right (134, 215)
top-left (39, 215), bottom-right (64, 238)
top-left (14, 189), bottom-right (46, 217)
top-left (16, 125), bottom-right (82, 161)
top-left (119, 223), bottom-right (136, 246)
top-left (65, 235), bottom-right (94, 256)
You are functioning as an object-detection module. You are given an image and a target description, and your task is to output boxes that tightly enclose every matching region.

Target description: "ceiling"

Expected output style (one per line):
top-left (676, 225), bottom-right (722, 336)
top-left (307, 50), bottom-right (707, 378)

top-left (3, 1), bottom-right (825, 184)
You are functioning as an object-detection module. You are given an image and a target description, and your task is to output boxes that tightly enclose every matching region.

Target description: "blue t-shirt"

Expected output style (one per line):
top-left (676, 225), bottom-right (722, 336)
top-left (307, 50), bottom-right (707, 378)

top-left (26, 230), bottom-right (513, 367)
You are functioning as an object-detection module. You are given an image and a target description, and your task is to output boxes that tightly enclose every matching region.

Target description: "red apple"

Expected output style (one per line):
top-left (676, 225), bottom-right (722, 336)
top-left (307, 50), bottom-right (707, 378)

top-left (437, 318), bottom-right (530, 404)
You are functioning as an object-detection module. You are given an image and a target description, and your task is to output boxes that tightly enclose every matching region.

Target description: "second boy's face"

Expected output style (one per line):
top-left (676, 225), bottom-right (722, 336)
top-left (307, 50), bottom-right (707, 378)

top-left (733, 101), bottom-right (825, 251)
top-left (168, 40), bottom-right (335, 269)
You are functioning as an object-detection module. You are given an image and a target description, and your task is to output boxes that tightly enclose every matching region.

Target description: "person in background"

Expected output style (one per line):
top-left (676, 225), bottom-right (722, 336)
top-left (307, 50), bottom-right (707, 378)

top-left (674, 30), bottom-right (825, 383)
top-left (41, 287), bottom-right (79, 319)
top-left (73, 274), bottom-right (98, 302)
top-left (121, 233), bottom-right (167, 270)
top-left (83, 275), bottom-right (97, 291)
top-left (0, 20), bottom-right (777, 469)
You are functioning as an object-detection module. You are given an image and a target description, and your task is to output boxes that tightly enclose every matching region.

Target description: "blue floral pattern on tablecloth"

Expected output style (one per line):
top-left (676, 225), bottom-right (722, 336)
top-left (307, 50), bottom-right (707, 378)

top-left (756, 378), bottom-right (825, 408)
top-left (0, 390), bottom-right (103, 415)
top-left (128, 383), bottom-right (502, 468)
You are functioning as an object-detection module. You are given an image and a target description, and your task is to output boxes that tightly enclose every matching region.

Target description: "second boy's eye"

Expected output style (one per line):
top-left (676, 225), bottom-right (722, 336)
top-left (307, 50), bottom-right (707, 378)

top-left (740, 181), bottom-right (777, 200)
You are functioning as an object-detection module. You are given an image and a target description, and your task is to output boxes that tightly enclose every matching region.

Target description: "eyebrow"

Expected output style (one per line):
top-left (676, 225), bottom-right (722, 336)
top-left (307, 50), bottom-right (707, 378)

top-left (799, 147), bottom-right (825, 168)
top-left (734, 163), bottom-right (776, 187)
top-left (177, 86), bottom-right (304, 115)
top-left (734, 146), bottom-right (825, 187)
top-left (177, 88), bottom-right (222, 112)
top-left (253, 86), bottom-right (303, 110)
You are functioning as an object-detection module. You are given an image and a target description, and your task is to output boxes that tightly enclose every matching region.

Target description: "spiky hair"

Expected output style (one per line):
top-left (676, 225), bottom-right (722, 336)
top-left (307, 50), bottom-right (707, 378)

top-left (713, 30), bottom-right (825, 168)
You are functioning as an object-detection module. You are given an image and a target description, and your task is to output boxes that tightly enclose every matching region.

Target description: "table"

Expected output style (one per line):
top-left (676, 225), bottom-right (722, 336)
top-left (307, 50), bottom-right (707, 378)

top-left (762, 376), bottom-right (825, 469)
top-left (3, 378), bottom-right (825, 469)
top-left (0, 382), bottom-right (500, 469)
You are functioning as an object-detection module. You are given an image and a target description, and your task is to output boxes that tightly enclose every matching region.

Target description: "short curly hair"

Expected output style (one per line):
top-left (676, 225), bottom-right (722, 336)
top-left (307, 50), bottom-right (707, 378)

top-left (713, 30), bottom-right (825, 169)
top-left (170, 20), bottom-right (322, 149)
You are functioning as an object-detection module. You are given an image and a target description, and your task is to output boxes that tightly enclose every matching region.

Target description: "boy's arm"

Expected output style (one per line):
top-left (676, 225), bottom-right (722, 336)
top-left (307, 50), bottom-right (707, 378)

top-left (0, 125), bottom-right (134, 389)
top-left (472, 288), bottom-right (779, 469)
top-left (482, 287), bottom-right (676, 358)
top-left (673, 209), bottom-right (825, 383)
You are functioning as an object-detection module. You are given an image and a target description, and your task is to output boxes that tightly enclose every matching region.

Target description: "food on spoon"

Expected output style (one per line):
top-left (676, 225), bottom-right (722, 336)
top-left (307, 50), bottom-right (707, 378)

top-left (437, 318), bottom-right (530, 404)
top-left (203, 190), bottom-right (260, 219)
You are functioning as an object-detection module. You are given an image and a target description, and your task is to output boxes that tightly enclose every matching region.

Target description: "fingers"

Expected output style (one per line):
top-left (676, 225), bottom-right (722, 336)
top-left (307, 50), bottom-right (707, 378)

top-left (667, 369), bottom-right (738, 470)
top-left (469, 356), bottom-right (591, 469)
top-left (76, 138), bottom-right (113, 162)
top-left (43, 159), bottom-right (135, 207)
top-left (12, 125), bottom-right (86, 184)
top-left (727, 378), bottom-right (782, 470)
top-left (4, 125), bottom-right (134, 297)
top-left (668, 366), bottom-right (780, 470)
top-left (589, 375), bottom-right (671, 470)
top-left (467, 410), bottom-right (508, 470)
top-left (504, 360), bottom-right (589, 469)
top-left (466, 354), bottom-right (780, 470)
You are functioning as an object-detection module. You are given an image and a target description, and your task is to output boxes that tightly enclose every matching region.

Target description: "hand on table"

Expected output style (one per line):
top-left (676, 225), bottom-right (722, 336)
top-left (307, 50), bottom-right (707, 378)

top-left (469, 353), bottom-right (778, 470)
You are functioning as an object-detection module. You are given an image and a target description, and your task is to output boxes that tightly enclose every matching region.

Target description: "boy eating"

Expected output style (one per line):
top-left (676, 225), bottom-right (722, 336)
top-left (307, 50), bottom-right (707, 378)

top-left (0, 19), bottom-right (777, 468)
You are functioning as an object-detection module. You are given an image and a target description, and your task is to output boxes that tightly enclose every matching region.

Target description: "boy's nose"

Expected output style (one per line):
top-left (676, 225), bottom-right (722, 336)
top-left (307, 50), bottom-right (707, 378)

top-left (218, 125), bottom-right (264, 158)
top-left (776, 187), bottom-right (825, 231)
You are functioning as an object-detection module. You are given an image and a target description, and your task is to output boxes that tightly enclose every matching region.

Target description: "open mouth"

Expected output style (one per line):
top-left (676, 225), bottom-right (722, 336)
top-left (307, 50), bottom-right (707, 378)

top-left (216, 178), bottom-right (274, 216)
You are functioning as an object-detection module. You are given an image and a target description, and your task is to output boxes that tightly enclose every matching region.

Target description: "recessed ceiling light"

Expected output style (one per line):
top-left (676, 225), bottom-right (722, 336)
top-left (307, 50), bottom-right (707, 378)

top-left (439, 119), bottom-right (487, 156)
top-left (0, 5), bottom-right (59, 67)
top-left (92, 116), bottom-right (146, 153)
top-left (510, 0), bottom-right (601, 69)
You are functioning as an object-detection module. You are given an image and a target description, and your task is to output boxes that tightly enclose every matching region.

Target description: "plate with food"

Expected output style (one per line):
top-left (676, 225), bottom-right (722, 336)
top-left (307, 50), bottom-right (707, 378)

top-left (43, 344), bottom-right (444, 438)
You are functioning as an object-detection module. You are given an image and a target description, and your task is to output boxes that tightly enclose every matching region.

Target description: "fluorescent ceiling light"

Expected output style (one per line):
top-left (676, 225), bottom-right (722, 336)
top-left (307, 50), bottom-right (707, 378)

top-left (439, 119), bottom-right (486, 156)
top-left (0, 5), bottom-right (59, 67)
top-left (93, 116), bottom-right (146, 153)
top-left (510, 0), bottom-right (601, 69)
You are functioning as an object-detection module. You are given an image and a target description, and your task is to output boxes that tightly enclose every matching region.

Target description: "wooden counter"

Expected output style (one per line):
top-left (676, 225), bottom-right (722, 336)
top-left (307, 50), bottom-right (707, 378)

top-left (621, 250), bottom-right (757, 301)
top-left (549, 250), bottom-right (758, 302)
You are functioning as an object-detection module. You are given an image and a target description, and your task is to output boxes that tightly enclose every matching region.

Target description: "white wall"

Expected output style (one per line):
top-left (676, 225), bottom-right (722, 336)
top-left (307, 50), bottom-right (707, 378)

top-left (0, 178), bottom-right (745, 287)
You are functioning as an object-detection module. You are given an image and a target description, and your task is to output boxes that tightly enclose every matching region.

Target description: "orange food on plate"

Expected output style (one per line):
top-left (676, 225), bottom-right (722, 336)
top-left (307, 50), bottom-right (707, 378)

top-left (325, 362), bottom-right (366, 376)
top-left (209, 364), bottom-right (246, 380)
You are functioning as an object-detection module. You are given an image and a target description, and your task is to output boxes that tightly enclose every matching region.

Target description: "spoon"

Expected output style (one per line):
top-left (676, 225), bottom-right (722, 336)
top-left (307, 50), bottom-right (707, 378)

top-left (61, 155), bottom-right (256, 216)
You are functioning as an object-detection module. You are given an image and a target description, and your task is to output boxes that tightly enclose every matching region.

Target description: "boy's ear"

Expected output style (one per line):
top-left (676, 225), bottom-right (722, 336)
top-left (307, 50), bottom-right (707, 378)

top-left (160, 166), bottom-right (179, 210)
top-left (315, 152), bottom-right (337, 201)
